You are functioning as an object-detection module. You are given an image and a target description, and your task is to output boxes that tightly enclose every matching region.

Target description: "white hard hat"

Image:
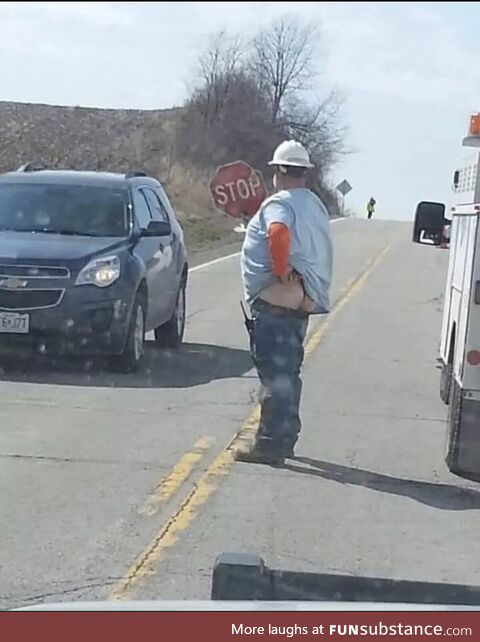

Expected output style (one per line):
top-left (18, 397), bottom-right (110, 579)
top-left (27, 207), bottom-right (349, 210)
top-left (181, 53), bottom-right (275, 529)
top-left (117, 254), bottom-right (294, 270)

top-left (268, 140), bottom-right (314, 168)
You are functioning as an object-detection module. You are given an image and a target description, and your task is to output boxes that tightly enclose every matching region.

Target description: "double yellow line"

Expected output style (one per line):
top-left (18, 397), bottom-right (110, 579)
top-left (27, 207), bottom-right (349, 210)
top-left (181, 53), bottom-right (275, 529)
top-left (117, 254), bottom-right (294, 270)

top-left (109, 242), bottom-right (391, 600)
top-left (138, 436), bottom-right (214, 517)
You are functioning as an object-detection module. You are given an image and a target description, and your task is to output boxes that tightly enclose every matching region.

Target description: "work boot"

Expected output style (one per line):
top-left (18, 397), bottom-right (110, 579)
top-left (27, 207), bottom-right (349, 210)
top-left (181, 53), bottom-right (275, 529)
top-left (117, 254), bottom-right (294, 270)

top-left (282, 442), bottom-right (296, 459)
top-left (234, 445), bottom-right (284, 466)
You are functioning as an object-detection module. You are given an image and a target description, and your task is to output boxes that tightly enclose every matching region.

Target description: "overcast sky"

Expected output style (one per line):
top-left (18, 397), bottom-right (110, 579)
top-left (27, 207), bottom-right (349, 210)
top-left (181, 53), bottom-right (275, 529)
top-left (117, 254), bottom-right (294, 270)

top-left (1, 1), bottom-right (479, 220)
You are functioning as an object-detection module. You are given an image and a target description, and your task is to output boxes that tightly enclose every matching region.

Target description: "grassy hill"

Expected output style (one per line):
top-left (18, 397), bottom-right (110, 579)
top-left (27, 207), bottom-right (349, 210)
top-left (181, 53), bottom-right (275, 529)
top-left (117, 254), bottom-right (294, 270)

top-left (0, 101), bottom-right (239, 253)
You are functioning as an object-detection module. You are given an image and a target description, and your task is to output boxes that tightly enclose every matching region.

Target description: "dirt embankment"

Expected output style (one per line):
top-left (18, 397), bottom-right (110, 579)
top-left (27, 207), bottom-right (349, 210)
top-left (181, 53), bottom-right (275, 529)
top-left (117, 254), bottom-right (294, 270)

top-left (0, 101), bottom-right (239, 255)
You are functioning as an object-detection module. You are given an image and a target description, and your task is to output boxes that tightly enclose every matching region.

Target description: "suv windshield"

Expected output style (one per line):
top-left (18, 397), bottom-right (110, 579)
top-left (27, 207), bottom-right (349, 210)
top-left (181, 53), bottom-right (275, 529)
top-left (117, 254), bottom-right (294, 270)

top-left (0, 183), bottom-right (128, 237)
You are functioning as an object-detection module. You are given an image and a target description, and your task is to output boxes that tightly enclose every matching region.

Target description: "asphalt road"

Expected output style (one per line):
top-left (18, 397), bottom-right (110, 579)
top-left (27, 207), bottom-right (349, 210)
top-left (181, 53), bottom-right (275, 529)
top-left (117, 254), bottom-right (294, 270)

top-left (1, 218), bottom-right (475, 609)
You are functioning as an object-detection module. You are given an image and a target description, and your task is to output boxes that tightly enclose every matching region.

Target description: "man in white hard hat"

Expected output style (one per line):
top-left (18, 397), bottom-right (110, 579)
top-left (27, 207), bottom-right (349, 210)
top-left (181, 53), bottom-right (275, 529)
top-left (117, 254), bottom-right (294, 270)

top-left (237, 140), bottom-right (333, 465)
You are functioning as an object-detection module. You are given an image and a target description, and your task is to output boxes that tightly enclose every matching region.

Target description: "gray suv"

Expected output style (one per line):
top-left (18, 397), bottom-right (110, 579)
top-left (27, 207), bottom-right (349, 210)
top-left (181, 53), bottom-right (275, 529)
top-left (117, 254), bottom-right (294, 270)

top-left (0, 166), bottom-right (188, 372)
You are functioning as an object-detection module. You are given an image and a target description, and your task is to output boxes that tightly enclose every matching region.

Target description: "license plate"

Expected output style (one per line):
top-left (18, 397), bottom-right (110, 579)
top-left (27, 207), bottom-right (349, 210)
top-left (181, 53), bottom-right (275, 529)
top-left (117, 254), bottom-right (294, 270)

top-left (0, 312), bottom-right (30, 334)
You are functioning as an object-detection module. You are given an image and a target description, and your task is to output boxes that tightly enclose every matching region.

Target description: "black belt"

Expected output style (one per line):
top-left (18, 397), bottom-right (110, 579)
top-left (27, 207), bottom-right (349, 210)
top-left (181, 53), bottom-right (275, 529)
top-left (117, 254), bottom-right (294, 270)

top-left (251, 298), bottom-right (309, 319)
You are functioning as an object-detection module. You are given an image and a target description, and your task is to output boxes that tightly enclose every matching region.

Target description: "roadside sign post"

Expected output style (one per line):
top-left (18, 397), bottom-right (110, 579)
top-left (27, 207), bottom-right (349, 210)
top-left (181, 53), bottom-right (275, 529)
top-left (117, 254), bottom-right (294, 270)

top-left (336, 179), bottom-right (352, 217)
top-left (210, 161), bottom-right (268, 233)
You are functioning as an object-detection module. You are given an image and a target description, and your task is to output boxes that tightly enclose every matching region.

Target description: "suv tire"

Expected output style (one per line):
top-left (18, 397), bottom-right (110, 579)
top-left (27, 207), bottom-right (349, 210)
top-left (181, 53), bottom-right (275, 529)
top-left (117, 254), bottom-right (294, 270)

top-left (111, 295), bottom-right (146, 373)
top-left (154, 280), bottom-right (186, 348)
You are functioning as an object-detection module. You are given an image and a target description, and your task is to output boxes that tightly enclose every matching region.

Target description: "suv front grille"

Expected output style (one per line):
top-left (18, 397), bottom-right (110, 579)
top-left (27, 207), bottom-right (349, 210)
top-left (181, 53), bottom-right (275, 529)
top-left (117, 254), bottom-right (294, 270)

top-left (0, 288), bottom-right (64, 310)
top-left (0, 264), bottom-right (70, 278)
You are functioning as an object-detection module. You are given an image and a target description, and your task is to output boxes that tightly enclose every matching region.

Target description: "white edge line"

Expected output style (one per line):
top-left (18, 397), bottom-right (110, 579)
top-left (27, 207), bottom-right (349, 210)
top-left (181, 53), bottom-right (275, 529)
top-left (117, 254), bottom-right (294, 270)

top-left (189, 251), bottom-right (241, 273)
top-left (189, 217), bottom-right (345, 273)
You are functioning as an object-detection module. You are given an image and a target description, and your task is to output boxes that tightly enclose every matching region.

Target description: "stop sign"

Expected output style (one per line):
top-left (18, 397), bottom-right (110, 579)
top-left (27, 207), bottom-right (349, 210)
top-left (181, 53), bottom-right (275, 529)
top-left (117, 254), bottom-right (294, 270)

top-left (210, 161), bottom-right (268, 219)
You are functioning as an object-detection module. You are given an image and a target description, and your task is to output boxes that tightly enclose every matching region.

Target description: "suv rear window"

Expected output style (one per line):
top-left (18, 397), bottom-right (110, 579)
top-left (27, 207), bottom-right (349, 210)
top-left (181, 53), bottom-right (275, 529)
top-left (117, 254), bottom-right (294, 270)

top-left (0, 183), bottom-right (128, 237)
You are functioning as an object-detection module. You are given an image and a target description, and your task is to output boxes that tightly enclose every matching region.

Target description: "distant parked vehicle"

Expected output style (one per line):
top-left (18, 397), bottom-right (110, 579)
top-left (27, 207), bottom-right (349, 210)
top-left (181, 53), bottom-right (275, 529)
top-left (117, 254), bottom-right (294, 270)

top-left (0, 165), bottom-right (188, 372)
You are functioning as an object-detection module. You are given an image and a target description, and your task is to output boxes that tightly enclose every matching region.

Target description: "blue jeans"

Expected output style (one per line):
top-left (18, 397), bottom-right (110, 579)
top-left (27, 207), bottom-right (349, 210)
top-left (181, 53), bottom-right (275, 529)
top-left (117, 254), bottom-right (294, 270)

top-left (249, 300), bottom-right (308, 456)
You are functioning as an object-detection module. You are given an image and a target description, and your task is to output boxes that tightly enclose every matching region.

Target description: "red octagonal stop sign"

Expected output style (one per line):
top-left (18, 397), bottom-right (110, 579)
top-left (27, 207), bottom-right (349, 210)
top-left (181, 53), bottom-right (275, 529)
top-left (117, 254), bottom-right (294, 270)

top-left (210, 161), bottom-right (268, 219)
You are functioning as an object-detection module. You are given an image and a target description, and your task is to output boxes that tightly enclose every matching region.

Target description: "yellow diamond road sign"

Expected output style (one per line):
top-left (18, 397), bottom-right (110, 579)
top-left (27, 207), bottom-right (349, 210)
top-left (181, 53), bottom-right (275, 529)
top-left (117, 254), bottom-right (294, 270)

top-left (336, 179), bottom-right (352, 196)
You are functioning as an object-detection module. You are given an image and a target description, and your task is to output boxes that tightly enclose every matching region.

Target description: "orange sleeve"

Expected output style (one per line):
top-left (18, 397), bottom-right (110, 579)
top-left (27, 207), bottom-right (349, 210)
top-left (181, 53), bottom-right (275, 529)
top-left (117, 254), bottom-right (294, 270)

top-left (267, 222), bottom-right (290, 278)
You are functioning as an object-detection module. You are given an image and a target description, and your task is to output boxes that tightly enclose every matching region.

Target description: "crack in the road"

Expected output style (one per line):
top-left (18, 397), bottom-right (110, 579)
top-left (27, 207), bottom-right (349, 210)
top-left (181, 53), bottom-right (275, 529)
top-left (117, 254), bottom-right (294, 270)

top-left (0, 399), bottom-right (158, 413)
top-left (1, 399), bottom-right (253, 414)
top-left (185, 308), bottom-right (206, 320)
top-left (1, 577), bottom-right (122, 609)
top-left (111, 479), bottom-right (204, 598)
top-left (0, 452), bottom-right (183, 469)
top-left (305, 410), bottom-right (445, 423)
top-left (317, 356), bottom-right (436, 365)
top-left (184, 400), bottom-right (252, 407)
top-left (109, 416), bottom-right (258, 600)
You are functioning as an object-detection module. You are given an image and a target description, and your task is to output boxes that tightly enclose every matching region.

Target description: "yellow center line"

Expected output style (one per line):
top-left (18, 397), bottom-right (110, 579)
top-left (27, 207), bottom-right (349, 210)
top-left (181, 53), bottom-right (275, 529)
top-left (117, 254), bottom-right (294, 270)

top-left (109, 242), bottom-right (391, 601)
top-left (139, 436), bottom-right (214, 517)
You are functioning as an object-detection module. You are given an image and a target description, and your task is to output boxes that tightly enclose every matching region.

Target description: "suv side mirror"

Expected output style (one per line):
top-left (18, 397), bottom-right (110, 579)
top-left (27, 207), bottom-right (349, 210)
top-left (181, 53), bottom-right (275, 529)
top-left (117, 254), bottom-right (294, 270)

top-left (141, 220), bottom-right (171, 237)
top-left (413, 201), bottom-right (447, 246)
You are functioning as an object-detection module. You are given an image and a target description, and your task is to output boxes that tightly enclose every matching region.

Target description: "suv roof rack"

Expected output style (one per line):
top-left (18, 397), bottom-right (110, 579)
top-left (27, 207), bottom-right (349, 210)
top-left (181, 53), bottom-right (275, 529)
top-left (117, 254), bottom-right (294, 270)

top-left (17, 162), bottom-right (45, 173)
top-left (125, 170), bottom-right (150, 179)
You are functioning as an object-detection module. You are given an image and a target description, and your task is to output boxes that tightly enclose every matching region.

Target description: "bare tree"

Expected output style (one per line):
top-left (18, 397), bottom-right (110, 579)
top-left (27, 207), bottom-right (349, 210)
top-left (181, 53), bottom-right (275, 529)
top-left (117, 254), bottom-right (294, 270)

top-left (250, 16), bottom-right (347, 182)
top-left (197, 30), bottom-right (244, 126)
top-left (176, 69), bottom-right (277, 172)
top-left (176, 19), bottom-right (347, 217)
top-left (285, 91), bottom-right (347, 174)
top-left (251, 16), bottom-right (318, 125)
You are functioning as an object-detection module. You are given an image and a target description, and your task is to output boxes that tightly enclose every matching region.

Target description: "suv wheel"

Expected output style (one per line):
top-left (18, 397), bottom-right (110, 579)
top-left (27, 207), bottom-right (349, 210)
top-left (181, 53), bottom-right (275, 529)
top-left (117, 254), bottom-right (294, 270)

top-left (154, 280), bottom-right (186, 348)
top-left (111, 296), bottom-right (145, 372)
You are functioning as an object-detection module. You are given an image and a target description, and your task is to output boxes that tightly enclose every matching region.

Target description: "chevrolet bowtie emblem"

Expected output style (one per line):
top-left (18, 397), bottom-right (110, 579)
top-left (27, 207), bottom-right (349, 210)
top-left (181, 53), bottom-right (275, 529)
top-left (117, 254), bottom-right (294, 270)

top-left (0, 277), bottom-right (29, 289)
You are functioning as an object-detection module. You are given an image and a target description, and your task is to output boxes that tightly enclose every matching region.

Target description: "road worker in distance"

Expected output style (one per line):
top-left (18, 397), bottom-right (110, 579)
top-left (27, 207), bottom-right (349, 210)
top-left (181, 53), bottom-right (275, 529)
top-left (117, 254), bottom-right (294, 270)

top-left (367, 197), bottom-right (376, 220)
top-left (237, 140), bottom-right (333, 465)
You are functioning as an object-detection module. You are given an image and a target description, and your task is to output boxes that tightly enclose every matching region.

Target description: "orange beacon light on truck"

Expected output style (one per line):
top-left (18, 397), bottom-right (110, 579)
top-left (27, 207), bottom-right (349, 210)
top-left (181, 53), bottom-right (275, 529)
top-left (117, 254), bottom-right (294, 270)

top-left (463, 113), bottom-right (480, 147)
top-left (469, 113), bottom-right (480, 136)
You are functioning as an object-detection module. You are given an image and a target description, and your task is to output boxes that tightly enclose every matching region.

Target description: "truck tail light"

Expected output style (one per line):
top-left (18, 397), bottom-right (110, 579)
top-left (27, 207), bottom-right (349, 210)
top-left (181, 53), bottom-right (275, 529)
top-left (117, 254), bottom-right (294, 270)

top-left (467, 350), bottom-right (480, 366)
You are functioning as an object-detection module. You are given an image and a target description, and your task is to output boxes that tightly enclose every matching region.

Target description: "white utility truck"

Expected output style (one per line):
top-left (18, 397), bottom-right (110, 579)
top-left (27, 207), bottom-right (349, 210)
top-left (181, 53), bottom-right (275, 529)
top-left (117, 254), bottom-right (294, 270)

top-left (413, 114), bottom-right (480, 480)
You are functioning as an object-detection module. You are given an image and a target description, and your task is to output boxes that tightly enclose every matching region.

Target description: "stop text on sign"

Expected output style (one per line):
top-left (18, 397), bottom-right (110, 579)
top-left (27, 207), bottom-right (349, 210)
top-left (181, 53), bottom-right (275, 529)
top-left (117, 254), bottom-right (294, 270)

top-left (213, 171), bottom-right (263, 205)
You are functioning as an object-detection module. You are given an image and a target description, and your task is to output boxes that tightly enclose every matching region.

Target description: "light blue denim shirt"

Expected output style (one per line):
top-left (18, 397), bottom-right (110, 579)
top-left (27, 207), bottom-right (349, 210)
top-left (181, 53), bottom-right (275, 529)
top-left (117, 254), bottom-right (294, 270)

top-left (241, 188), bottom-right (333, 314)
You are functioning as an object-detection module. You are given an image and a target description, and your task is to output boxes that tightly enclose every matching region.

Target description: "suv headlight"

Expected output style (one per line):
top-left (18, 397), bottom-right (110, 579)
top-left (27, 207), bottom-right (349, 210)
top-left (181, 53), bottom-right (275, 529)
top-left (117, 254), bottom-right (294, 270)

top-left (75, 255), bottom-right (121, 287)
